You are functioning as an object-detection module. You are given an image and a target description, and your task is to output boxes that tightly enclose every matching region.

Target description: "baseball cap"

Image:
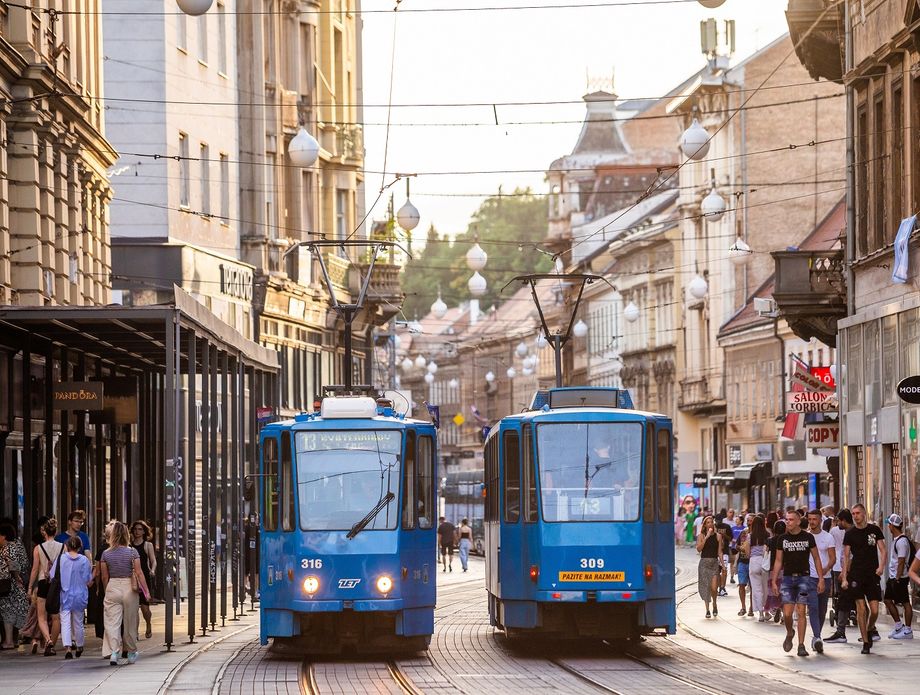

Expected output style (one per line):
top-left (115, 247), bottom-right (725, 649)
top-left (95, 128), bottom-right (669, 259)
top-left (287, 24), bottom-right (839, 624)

top-left (887, 513), bottom-right (903, 527)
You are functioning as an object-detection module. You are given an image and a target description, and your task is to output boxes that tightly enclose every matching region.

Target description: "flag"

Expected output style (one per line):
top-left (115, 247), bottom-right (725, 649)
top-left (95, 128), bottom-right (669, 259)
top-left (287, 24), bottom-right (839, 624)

top-left (470, 404), bottom-right (489, 425)
top-left (424, 402), bottom-right (440, 429)
top-left (782, 355), bottom-right (810, 440)
top-left (892, 215), bottom-right (916, 283)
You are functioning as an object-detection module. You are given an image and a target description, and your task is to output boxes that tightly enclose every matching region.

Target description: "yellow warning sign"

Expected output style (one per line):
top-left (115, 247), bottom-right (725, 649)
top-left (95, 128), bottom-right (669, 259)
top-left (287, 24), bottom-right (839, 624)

top-left (557, 571), bottom-right (625, 582)
top-left (452, 413), bottom-right (465, 426)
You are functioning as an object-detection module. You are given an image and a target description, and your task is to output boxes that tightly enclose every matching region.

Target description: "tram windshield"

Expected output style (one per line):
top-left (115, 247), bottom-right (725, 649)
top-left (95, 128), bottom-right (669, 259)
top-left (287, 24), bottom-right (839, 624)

top-left (536, 422), bottom-right (642, 522)
top-left (295, 430), bottom-right (402, 531)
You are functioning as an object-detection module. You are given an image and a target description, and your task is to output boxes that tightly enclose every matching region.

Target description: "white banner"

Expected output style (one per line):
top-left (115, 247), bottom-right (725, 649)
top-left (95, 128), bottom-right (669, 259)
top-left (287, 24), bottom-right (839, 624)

top-left (786, 391), bottom-right (838, 413)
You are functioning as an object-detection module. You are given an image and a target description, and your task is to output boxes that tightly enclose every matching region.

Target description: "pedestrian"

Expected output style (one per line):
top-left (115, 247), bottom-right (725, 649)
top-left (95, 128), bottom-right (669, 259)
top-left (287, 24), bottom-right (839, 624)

top-left (55, 510), bottom-right (92, 563)
top-left (883, 513), bottom-right (913, 640)
top-left (88, 521), bottom-right (114, 646)
top-left (735, 528), bottom-right (751, 616)
top-left (716, 516), bottom-right (732, 597)
top-left (27, 518), bottom-right (63, 655)
top-left (696, 515), bottom-right (722, 618)
top-left (824, 508), bottom-right (854, 643)
top-left (771, 509), bottom-right (825, 656)
top-left (437, 516), bottom-right (455, 573)
top-left (129, 520), bottom-right (157, 638)
top-left (748, 515), bottom-right (769, 621)
top-left (840, 503), bottom-right (886, 654)
top-left (50, 536), bottom-right (92, 659)
top-left (805, 509), bottom-right (835, 654)
top-left (0, 522), bottom-right (30, 649)
top-left (101, 520), bottom-right (150, 666)
top-left (457, 518), bottom-right (473, 572)
top-left (693, 507), bottom-right (708, 541)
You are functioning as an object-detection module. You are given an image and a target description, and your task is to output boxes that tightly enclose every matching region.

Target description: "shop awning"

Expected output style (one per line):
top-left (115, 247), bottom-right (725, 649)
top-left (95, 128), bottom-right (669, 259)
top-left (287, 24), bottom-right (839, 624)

top-left (734, 462), bottom-right (767, 480)
top-left (710, 469), bottom-right (737, 484)
top-left (776, 459), bottom-right (829, 475)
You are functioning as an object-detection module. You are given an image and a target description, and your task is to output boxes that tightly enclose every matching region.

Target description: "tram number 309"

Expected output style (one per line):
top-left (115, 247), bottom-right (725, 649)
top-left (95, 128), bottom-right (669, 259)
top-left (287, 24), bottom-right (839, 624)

top-left (301, 558), bottom-right (323, 569)
top-left (579, 558), bottom-right (605, 569)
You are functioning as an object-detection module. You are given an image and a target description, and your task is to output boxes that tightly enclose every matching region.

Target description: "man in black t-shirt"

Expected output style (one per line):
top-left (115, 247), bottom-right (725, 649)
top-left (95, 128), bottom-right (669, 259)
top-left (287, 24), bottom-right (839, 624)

top-left (840, 503), bottom-right (887, 654)
top-left (437, 516), bottom-right (455, 573)
top-left (771, 509), bottom-right (825, 656)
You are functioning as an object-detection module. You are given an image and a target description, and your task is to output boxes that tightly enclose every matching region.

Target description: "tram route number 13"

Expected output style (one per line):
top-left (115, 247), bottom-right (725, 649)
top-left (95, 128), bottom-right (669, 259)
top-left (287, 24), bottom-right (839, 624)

top-left (579, 558), bottom-right (605, 569)
top-left (301, 558), bottom-right (323, 569)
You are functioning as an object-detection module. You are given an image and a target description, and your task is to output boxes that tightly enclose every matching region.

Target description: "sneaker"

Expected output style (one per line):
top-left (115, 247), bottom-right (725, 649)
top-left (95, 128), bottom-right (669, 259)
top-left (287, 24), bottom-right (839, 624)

top-left (893, 628), bottom-right (914, 640)
top-left (110, 650), bottom-right (119, 666)
top-left (127, 652), bottom-right (139, 664)
top-left (797, 644), bottom-right (808, 657)
top-left (783, 632), bottom-right (794, 653)
top-left (869, 629), bottom-right (880, 642)
top-left (824, 631), bottom-right (847, 643)
top-left (64, 651), bottom-right (73, 660)
top-left (888, 626), bottom-right (904, 639)
top-left (812, 638), bottom-right (823, 654)
top-left (861, 642), bottom-right (871, 654)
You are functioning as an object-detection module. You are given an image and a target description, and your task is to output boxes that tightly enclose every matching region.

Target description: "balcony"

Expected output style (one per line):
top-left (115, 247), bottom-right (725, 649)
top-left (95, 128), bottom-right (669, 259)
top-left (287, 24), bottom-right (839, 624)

top-left (678, 375), bottom-right (712, 413)
top-left (355, 260), bottom-right (403, 324)
top-left (785, 0), bottom-right (845, 83)
top-left (772, 249), bottom-right (846, 347)
top-left (336, 124), bottom-right (363, 163)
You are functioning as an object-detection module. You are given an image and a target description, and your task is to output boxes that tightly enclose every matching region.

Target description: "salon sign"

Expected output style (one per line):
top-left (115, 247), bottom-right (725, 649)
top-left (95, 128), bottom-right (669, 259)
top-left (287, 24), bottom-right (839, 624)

top-left (786, 391), bottom-right (837, 413)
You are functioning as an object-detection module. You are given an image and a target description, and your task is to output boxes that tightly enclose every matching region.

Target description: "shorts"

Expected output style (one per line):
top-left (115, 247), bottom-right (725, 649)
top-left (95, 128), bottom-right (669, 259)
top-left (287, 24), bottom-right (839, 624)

top-left (781, 575), bottom-right (812, 605)
top-left (884, 577), bottom-right (910, 604)
top-left (440, 544), bottom-right (453, 557)
top-left (737, 561), bottom-right (750, 586)
top-left (847, 575), bottom-right (882, 603)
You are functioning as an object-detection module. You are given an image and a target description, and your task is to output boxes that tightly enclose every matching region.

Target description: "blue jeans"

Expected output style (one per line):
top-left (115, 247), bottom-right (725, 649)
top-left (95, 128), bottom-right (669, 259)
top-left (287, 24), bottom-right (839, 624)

top-left (780, 575), bottom-right (812, 605)
top-left (459, 538), bottom-right (471, 571)
top-left (808, 576), bottom-right (830, 639)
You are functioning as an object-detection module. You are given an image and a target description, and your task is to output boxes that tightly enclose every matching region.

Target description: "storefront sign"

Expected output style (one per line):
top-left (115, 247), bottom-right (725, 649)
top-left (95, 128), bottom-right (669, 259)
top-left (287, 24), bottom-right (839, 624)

top-left (777, 439), bottom-right (807, 462)
top-left (791, 368), bottom-right (831, 392)
top-left (896, 376), bottom-right (920, 404)
top-left (53, 381), bottom-right (103, 410)
top-left (810, 366), bottom-right (836, 390)
top-left (805, 422), bottom-right (839, 447)
top-left (692, 472), bottom-right (709, 488)
top-left (728, 445), bottom-right (742, 467)
top-left (219, 263), bottom-right (253, 301)
top-left (786, 391), bottom-right (837, 413)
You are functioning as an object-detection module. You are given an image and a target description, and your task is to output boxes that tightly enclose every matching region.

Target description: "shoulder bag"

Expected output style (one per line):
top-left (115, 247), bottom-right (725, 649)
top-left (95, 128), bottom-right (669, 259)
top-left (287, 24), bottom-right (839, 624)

top-left (760, 545), bottom-right (772, 573)
top-left (44, 547), bottom-right (64, 614)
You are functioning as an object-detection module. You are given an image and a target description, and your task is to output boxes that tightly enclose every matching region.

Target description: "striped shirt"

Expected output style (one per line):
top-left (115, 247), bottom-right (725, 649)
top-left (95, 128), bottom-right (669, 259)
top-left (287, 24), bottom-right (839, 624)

top-left (101, 545), bottom-right (139, 578)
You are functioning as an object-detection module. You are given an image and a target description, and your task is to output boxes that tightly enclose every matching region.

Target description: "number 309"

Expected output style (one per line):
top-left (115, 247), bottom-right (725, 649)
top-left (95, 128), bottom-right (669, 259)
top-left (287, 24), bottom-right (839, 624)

top-left (580, 558), bottom-right (604, 569)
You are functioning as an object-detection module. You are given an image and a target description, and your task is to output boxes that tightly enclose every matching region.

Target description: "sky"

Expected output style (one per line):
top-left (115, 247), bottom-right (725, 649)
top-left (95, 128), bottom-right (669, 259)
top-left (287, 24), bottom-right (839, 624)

top-left (359, 0), bottom-right (791, 237)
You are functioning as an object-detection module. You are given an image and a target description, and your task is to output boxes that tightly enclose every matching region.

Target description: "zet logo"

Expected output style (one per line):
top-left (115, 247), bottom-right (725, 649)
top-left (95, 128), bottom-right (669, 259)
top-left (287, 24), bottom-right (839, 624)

top-left (337, 578), bottom-right (361, 589)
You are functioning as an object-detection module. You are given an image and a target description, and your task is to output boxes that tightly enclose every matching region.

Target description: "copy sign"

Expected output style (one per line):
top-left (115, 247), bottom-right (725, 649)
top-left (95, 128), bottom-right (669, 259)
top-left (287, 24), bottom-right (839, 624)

top-left (805, 423), bottom-right (839, 446)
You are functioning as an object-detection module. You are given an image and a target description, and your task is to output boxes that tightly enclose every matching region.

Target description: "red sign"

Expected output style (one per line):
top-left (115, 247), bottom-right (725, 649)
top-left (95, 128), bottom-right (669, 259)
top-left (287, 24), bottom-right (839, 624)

top-left (805, 422), bottom-right (840, 446)
top-left (810, 367), bottom-right (836, 390)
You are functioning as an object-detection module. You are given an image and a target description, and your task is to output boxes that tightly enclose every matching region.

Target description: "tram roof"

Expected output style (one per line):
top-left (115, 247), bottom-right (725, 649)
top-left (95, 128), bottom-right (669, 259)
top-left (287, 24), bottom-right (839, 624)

top-left (261, 413), bottom-right (433, 431)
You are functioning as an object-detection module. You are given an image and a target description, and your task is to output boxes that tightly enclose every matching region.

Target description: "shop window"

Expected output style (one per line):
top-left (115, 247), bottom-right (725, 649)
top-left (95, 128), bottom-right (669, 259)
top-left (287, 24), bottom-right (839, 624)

top-left (280, 431), bottom-right (294, 531)
top-left (847, 326), bottom-right (863, 409)
top-left (503, 430), bottom-right (520, 523)
top-left (882, 314), bottom-right (898, 406)
top-left (417, 435), bottom-right (433, 529)
top-left (402, 431), bottom-right (416, 530)
top-left (900, 308), bottom-right (920, 380)
top-left (263, 436), bottom-right (278, 531)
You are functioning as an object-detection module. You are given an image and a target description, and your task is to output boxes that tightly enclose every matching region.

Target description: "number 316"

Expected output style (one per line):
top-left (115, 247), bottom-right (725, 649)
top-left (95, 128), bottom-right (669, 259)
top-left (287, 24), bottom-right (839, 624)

top-left (301, 558), bottom-right (323, 569)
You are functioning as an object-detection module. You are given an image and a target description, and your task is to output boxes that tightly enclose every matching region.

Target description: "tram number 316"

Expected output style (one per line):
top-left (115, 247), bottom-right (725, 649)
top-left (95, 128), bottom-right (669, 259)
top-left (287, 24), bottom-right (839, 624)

top-left (579, 558), bottom-right (605, 569)
top-left (301, 558), bottom-right (323, 569)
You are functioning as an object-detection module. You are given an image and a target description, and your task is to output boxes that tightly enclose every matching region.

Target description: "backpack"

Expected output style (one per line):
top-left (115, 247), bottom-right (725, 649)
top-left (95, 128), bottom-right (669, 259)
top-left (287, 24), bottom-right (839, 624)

top-left (896, 535), bottom-right (916, 566)
top-left (44, 550), bottom-right (64, 615)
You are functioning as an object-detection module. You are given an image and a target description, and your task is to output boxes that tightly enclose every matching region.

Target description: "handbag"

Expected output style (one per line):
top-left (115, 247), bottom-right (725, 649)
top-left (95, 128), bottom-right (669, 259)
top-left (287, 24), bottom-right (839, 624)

top-left (760, 548), bottom-right (772, 573)
top-left (44, 549), bottom-right (64, 614)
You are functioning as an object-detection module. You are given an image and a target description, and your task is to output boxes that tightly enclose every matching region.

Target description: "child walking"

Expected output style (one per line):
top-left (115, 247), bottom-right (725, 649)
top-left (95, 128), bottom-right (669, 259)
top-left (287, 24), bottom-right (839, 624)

top-left (52, 536), bottom-right (93, 659)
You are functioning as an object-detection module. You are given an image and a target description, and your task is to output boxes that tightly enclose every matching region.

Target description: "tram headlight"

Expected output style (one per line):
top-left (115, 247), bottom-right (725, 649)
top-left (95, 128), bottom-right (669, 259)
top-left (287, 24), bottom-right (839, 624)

top-left (303, 575), bottom-right (320, 595)
top-left (376, 575), bottom-right (393, 594)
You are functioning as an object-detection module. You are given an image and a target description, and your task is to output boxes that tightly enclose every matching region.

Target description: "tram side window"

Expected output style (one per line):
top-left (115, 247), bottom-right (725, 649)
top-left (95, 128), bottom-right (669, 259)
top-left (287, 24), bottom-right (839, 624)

top-left (657, 429), bottom-right (672, 522)
top-left (402, 431), bottom-right (416, 530)
top-left (485, 438), bottom-right (498, 522)
top-left (281, 432), bottom-right (294, 531)
top-left (523, 425), bottom-right (537, 522)
top-left (503, 431), bottom-right (521, 523)
top-left (263, 437), bottom-right (278, 531)
top-left (643, 426), bottom-right (654, 522)
top-left (418, 435), bottom-right (434, 529)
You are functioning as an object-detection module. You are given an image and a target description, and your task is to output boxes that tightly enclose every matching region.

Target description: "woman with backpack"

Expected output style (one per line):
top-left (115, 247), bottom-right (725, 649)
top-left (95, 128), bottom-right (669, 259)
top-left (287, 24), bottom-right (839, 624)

top-left (26, 518), bottom-right (63, 655)
top-left (49, 536), bottom-right (93, 659)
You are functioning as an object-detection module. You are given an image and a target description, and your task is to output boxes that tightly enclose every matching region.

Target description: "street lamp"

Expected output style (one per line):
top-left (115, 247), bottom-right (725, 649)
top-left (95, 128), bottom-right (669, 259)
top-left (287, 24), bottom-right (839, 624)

top-left (536, 333), bottom-right (548, 349)
top-left (397, 179), bottom-right (420, 233)
top-left (176, 0), bottom-right (213, 15)
top-left (484, 371), bottom-right (495, 383)
top-left (427, 361), bottom-right (438, 375)
top-left (688, 275), bottom-right (709, 300)
top-left (573, 319), bottom-right (589, 338)
top-left (506, 367), bottom-right (517, 379)
top-left (401, 357), bottom-right (413, 372)
top-left (516, 341), bottom-right (528, 358)
top-left (624, 301), bottom-right (640, 323)
top-left (701, 188), bottom-right (726, 222)
top-left (424, 372), bottom-right (435, 385)
top-left (430, 292), bottom-right (448, 319)
top-left (729, 237), bottom-right (752, 266)
top-left (448, 378), bottom-right (459, 389)
top-left (288, 127), bottom-right (320, 168)
top-left (414, 354), bottom-right (427, 369)
top-left (680, 118), bottom-right (711, 161)
top-left (698, 0), bottom-right (727, 7)
top-left (468, 271), bottom-right (487, 297)
top-left (466, 243), bottom-right (487, 271)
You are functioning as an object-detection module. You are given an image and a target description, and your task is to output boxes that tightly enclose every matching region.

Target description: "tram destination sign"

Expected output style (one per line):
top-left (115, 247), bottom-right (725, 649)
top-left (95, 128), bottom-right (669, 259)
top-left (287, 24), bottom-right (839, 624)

top-left (786, 391), bottom-right (837, 413)
top-left (897, 376), bottom-right (920, 404)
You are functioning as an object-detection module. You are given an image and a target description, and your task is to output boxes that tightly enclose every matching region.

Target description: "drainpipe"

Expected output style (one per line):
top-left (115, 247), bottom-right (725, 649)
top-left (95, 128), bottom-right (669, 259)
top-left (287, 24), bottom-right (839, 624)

top-left (775, 318), bottom-right (786, 417)
top-left (844, 0), bottom-right (856, 316)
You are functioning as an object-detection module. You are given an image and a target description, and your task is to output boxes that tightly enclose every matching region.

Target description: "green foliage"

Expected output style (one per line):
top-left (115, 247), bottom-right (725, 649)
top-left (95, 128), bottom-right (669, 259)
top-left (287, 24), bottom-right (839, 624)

top-left (401, 188), bottom-right (552, 318)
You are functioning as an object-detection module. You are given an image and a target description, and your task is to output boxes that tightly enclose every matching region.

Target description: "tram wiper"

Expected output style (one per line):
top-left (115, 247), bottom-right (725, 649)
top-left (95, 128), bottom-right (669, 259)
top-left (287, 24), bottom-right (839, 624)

top-left (346, 491), bottom-right (395, 540)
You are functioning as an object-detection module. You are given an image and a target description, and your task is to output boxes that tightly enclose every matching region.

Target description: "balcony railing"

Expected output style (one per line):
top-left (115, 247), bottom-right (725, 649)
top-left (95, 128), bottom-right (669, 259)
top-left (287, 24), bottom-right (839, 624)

top-left (772, 249), bottom-right (846, 347)
top-left (785, 0), bottom-right (844, 83)
top-left (355, 260), bottom-right (403, 324)
top-left (336, 124), bottom-right (363, 162)
top-left (678, 375), bottom-right (711, 412)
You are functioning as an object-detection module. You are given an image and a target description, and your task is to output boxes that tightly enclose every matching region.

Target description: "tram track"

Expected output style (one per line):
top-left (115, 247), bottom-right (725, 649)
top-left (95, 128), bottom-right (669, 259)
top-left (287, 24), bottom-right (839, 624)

top-left (300, 659), bottom-right (424, 695)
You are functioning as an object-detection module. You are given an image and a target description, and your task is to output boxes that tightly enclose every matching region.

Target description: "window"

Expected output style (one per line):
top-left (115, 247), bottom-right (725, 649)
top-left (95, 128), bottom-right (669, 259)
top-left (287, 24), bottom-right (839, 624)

top-left (198, 13), bottom-right (208, 63)
top-left (402, 431), bottom-right (416, 529)
top-left (336, 189), bottom-right (348, 239)
top-left (656, 429), bottom-right (672, 522)
top-left (523, 425), bottom-right (537, 522)
top-left (281, 432), bottom-right (294, 531)
top-left (643, 426), bottom-right (654, 522)
top-left (263, 0), bottom-right (275, 81)
top-left (200, 143), bottom-right (210, 214)
top-left (300, 22), bottom-right (315, 96)
top-left (503, 430), bottom-right (520, 523)
top-left (873, 94), bottom-right (886, 253)
top-left (418, 435), bottom-right (434, 528)
top-left (220, 154), bottom-right (229, 223)
top-left (262, 437), bottom-right (278, 531)
top-left (217, 2), bottom-right (227, 74)
top-left (882, 314), bottom-right (898, 407)
top-left (177, 12), bottom-right (187, 51)
top-left (179, 133), bottom-right (189, 207)
top-left (856, 105), bottom-right (868, 257)
top-left (893, 83), bottom-right (903, 224)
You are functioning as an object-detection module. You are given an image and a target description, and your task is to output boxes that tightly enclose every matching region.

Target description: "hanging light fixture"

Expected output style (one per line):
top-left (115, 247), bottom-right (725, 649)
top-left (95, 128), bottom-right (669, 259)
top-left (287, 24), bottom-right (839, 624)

top-left (288, 127), bottom-right (320, 168)
top-left (414, 355), bottom-right (427, 369)
top-left (427, 361), bottom-right (438, 375)
top-left (573, 319), bottom-right (589, 338)
top-left (516, 341), bottom-right (528, 357)
top-left (680, 118), bottom-right (711, 161)
top-left (424, 372), bottom-right (435, 385)
top-left (430, 292), bottom-right (448, 319)
top-left (467, 271), bottom-right (487, 297)
top-left (401, 357), bottom-right (413, 372)
top-left (448, 378), bottom-right (459, 389)
top-left (466, 242), bottom-right (488, 271)
top-left (176, 0), bottom-right (213, 16)
top-left (506, 367), bottom-right (517, 379)
top-left (698, 1), bottom-right (727, 7)
top-left (688, 275), bottom-right (709, 300)
top-left (522, 367), bottom-right (534, 377)
top-left (484, 371), bottom-right (495, 383)
top-left (624, 301), bottom-right (640, 323)
top-left (701, 188), bottom-right (726, 222)
top-left (536, 333), bottom-right (548, 349)
top-left (408, 319), bottom-right (423, 334)
top-left (729, 237), bottom-right (753, 266)
top-left (396, 178), bottom-right (420, 232)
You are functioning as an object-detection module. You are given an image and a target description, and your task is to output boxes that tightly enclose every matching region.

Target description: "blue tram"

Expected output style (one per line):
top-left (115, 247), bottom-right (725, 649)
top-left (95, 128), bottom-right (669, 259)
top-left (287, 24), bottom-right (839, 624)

top-left (484, 387), bottom-right (676, 640)
top-left (258, 396), bottom-right (438, 652)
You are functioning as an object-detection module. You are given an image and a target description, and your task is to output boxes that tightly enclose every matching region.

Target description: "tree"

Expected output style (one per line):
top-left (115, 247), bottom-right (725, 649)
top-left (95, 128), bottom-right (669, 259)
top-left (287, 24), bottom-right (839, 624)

top-left (401, 188), bottom-right (552, 318)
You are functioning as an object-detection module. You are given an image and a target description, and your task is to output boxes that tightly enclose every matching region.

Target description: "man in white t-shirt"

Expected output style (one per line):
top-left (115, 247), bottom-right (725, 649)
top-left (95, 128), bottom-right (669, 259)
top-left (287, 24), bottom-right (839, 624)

top-left (693, 509), bottom-right (707, 539)
top-left (807, 509), bottom-right (836, 654)
top-left (883, 514), bottom-right (913, 639)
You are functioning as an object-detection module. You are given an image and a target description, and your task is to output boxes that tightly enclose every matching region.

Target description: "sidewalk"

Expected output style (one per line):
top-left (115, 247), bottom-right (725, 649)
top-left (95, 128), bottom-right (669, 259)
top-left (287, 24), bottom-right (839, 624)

top-left (673, 546), bottom-right (919, 694)
top-left (1, 598), bottom-right (259, 695)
